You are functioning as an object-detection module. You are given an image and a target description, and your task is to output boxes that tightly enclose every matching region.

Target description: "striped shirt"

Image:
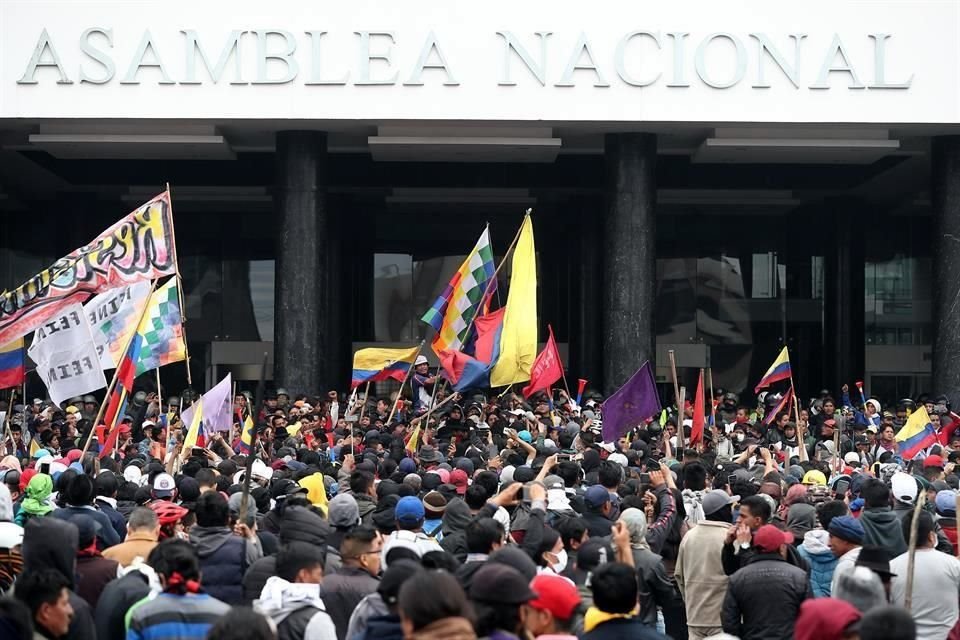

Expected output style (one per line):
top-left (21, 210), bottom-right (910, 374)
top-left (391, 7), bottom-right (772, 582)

top-left (126, 592), bottom-right (230, 640)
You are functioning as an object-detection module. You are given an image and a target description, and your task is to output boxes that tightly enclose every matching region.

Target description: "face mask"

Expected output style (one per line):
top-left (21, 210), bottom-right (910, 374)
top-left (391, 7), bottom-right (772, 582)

top-left (551, 549), bottom-right (568, 574)
top-left (735, 433), bottom-right (745, 443)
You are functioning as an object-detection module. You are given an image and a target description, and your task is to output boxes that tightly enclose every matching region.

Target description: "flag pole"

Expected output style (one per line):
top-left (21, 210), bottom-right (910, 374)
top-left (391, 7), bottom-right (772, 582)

top-left (239, 353), bottom-right (268, 526)
top-left (3, 388), bottom-right (14, 456)
top-left (164, 183), bottom-right (192, 386)
top-left (355, 380), bottom-right (371, 456)
top-left (549, 325), bottom-right (573, 400)
top-left (667, 350), bottom-right (682, 413)
top-left (387, 341), bottom-right (425, 426)
top-left (79, 278), bottom-right (159, 458)
top-left (156, 369), bottom-right (163, 421)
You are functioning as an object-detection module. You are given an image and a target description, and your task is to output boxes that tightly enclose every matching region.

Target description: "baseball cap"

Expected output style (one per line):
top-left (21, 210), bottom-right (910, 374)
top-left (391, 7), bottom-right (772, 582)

top-left (924, 455), bottom-right (945, 469)
top-left (891, 472), bottom-right (919, 504)
top-left (795, 598), bottom-right (861, 640)
top-left (584, 485), bottom-right (611, 509)
top-left (752, 524), bottom-right (794, 552)
top-left (469, 564), bottom-right (536, 604)
top-left (450, 469), bottom-right (468, 495)
top-left (395, 495), bottom-right (425, 526)
top-left (843, 452), bottom-right (861, 465)
top-left (152, 473), bottom-right (176, 498)
top-left (702, 490), bottom-right (740, 516)
top-left (528, 574), bottom-right (581, 620)
top-left (936, 490), bottom-right (957, 515)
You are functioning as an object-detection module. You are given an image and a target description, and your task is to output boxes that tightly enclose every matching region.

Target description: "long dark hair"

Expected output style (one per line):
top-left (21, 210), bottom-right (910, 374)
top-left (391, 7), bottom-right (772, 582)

top-left (399, 571), bottom-right (474, 631)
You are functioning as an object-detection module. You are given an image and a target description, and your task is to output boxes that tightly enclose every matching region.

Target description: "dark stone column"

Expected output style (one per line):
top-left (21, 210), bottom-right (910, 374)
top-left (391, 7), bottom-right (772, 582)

top-left (274, 131), bottom-right (327, 395)
top-left (932, 137), bottom-right (960, 401)
top-left (574, 196), bottom-right (604, 388)
top-left (602, 134), bottom-right (657, 394)
top-left (822, 200), bottom-right (865, 395)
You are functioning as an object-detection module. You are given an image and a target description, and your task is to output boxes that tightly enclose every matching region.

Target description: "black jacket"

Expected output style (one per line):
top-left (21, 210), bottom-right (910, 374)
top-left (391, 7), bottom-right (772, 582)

top-left (722, 553), bottom-right (811, 640)
top-left (95, 569), bottom-right (151, 640)
top-left (322, 566), bottom-right (380, 640)
top-left (632, 548), bottom-right (678, 627)
top-left (356, 613), bottom-right (404, 640)
top-left (582, 509), bottom-right (615, 539)
top-left (243, 555), bottom-right (276, 604)
top-left (21, 518), bottom-right (97, 640)
top-left (95, 497), bottom-right (128, 540)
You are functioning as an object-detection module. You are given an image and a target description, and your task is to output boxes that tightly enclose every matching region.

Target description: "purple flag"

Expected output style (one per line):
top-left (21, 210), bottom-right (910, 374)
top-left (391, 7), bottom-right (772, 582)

top-left (601, 361), bottom-right (661, 442)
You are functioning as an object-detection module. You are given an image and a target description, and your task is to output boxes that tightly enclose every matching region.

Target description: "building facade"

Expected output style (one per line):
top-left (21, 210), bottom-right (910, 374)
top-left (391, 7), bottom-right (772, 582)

top-left (0, 0), bottom-right (956, 402)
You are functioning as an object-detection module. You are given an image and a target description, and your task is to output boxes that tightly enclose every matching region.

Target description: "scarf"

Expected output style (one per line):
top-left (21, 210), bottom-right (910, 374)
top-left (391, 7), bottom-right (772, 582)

top-left (20, 474), bottom-right (53, 517)
top-left (619, 508), bottom-right (650, 551)
top-left (583, 606), bottom-right (639, 632)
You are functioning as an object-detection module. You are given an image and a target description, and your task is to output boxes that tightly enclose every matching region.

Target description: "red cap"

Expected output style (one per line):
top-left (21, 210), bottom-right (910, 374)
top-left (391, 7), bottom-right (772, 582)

top-left (795, 598), bottom-right (861, 640)
top-left (752, 524), bottom-right (793, 553)
top-left (450, 469), bottom-right (469, 495)
top-left (528, 574), bottom-right (581, 620)
top-left (924, 455), bottom-right (945, 469)
top-left (65, 449), bottom-right (83, 463)
top-left (824, 419), bottom-right (837, 427)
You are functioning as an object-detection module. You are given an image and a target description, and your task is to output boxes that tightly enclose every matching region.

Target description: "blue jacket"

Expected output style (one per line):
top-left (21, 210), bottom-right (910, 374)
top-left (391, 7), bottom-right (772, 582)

top-left (796, 530), bottom-right (837, 597)
top-left (51, 505), bottom-right (122, 548)
top-left (190, 526), bottom-right (248, 605)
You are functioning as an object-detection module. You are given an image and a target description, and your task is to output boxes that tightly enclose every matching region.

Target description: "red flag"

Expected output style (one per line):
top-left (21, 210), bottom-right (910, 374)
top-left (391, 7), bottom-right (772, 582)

top-left (691, 370), bottom-right (705, 445)
top-left (522, 325), bottom-right (564, 399)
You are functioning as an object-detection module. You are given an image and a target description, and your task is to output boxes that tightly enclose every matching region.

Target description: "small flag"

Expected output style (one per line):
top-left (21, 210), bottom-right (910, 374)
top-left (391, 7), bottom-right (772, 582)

top-left (406, 423), bottom-right (422, 454)
top-left (763, 388), bottom-right (794, 427)
top-left (896, 405), bottom-right (938, 460)
top-left (239, 412), bottom-right (255, 455)
top-left (522, 325), bottom-right (564, 399)
top-left (351, 346), bottom-right (421, 388)
top-left (133, 279), bottom-right (186, 376)
top-left (421, 226), bottom-right (497, 356)
top-left (438, 308), bottom-right (504, 391)
top-left (691, 370), bottom-right (705, 446)
top-left (754, 347), bottom-right (792, 393)
top-left (601, 361), bottom-right (662, 443)
top-left (182, 400), bottom-right (204, 450)
top-left (576, 378), bottom-right (588, 406)
top-left (98, 320), bottom-right (144, 459)
top-left (0, 338), bottom-right (25, 389)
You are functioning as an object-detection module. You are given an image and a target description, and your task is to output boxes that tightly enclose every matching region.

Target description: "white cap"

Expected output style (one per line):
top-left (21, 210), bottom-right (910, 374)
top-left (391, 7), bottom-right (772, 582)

top-left (843, 452), bottom-right (861, 465)
top-left (251, 459), bottom-right (274, 481)
top-left (608, 452), bottom-right (628, 467)
top-left (123, 465), bottom-right (142, 484)
top-left (414, 355), bottom-right (429, 366)
top-left (891, 472), bottom-right (918, 504)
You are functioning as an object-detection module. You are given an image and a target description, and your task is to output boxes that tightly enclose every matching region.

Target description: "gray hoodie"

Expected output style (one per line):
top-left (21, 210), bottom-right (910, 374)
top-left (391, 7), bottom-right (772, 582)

top-left (255, 576), bottom-right (337, 640)
top-left (190, 525), bottom-right (263, 566)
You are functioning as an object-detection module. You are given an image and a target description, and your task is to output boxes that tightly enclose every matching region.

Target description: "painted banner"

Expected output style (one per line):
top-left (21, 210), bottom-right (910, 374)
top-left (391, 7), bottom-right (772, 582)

top-left (0, 192), bottom-right (176, 345)
top-left (85, 281), bottom-right (152, 370)
top-left (27, 302), bottom-right (107, 407)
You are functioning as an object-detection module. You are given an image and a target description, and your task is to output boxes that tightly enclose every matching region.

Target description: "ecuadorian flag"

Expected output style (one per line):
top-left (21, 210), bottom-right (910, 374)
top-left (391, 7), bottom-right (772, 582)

top-left (896, 405), bottom-right (938, 460)
top-left (754, 347), bottom-right (792, 393)
top-left (351, 346), bottom-right (421, 388)
top-left (0, 338), bottom-right (24, 389)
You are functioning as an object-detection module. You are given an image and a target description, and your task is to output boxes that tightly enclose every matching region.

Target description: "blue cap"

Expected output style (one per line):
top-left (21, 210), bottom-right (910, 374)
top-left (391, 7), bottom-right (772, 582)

top-left (395, 495), bottom-right (425, 525)
top-left (584, 485), bottom-right (611, 509)
top-left (936, 490), bottom-right (957, 515)
top-left (398, 458), bottom-right (417, 474)
top-left (518, 430), bottom-right (533, 443)
top-left (828, 515), bottom-right (864, 544)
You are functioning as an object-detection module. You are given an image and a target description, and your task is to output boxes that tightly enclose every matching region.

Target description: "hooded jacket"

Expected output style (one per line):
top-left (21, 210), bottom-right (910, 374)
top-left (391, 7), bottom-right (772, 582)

top-left (243, 505), bottom-right (330, 603)
top-left (355, 493), bottom-right (377, 527)
top-left (255, 576), bottom-right (337, 640)
top-left (21, 517), bottom-right (97, 640)
top-left (322, 566), bottom-right (380, 639)
top-left (439, 498), bottom-right (472, 562)
top-left (796, 529), bottom-right (838, 597)
top-left (191, 525), bottom-right (261, 605)
top-left (860, 506), bottom-right (907, 557)
top-left (357, 613), bottom-right (404, 640)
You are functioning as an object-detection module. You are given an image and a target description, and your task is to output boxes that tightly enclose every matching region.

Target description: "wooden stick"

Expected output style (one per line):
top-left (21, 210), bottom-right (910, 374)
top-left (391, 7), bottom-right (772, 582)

top-left (3, 389), bottom-right (14, 457)
top-left (156, 369), bottom-right (163, 422)
top-left (80, 279), bottom-right (159, 458)
top-left (164, 184), bottom-right (192, 386)
top-left (667, 350), bottom-right (682, 413)
top-left (386, 341), bottom-right (425, 425)
top-left (904, 490), bottom-right (928, 612)
top-left (696, 368), bottom-right (705, 454)
top-left (355, 380), bottom-right (371, 456)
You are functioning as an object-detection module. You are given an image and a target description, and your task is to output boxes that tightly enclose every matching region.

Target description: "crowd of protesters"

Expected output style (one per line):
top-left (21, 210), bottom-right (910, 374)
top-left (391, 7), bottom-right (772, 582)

top-left (0, 366), bottom-right (957, 640)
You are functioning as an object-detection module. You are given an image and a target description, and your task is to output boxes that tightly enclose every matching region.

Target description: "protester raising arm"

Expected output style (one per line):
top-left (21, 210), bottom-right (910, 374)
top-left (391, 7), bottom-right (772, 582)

top-left (644, 469), bottom-right (678, 555)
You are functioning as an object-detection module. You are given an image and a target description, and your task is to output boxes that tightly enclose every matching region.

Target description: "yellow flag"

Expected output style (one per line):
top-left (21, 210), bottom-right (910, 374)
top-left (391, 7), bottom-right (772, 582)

top-left (406, 423), bottom-right (421, 454)
top-left (491, 215), bottom-right (538, 387)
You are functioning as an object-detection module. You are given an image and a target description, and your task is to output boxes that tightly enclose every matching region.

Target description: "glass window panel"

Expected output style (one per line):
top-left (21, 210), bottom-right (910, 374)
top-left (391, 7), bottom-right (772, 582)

top-left (374, 253), bottom-right (415, 342)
